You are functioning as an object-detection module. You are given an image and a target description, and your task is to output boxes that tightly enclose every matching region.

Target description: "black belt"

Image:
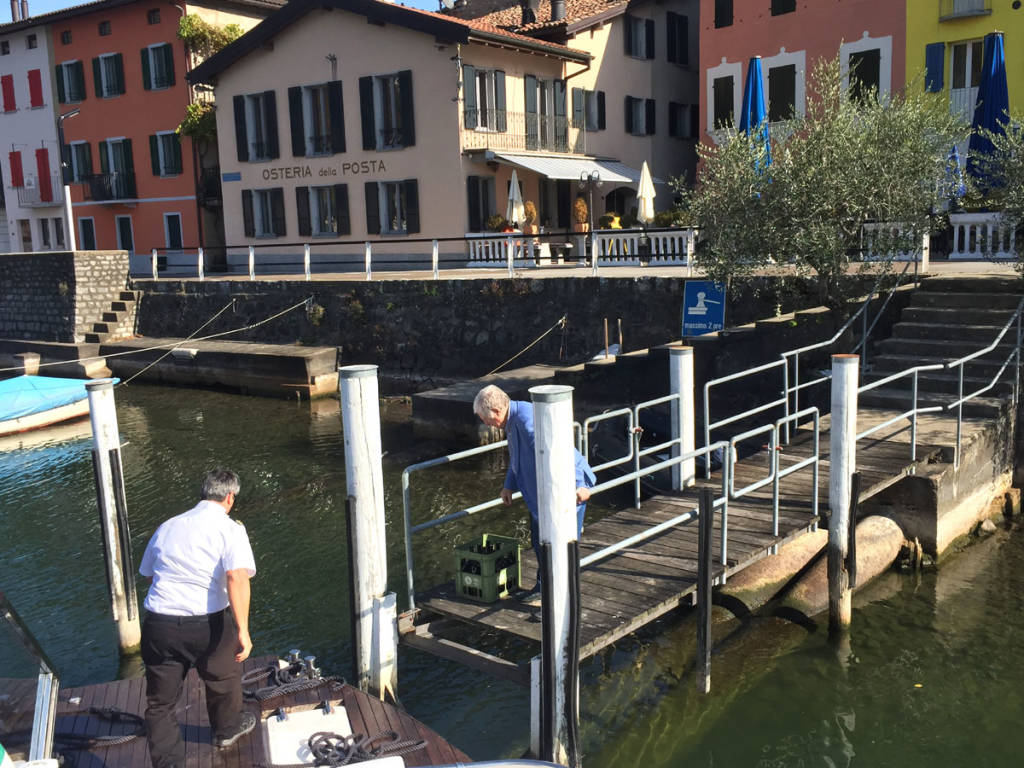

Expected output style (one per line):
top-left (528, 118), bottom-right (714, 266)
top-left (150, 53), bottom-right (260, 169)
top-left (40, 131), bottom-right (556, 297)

top-left (146, 608), bottom-right (226, 624)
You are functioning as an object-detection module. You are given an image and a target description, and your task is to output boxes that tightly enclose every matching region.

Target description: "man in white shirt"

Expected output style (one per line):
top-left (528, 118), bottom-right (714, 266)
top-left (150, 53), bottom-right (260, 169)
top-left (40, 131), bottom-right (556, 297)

top-left (139, 468), bottom-right (257, 768)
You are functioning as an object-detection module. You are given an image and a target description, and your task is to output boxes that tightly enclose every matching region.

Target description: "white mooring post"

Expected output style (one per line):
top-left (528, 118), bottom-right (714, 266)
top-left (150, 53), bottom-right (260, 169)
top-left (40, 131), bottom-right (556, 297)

top-left (151, 249), bottom-right (158, 280)
top-left (828, 354), bottom-right (858, 634)
top-left (506, 236), bottom-right (515, 278)
top-left (64, 184), bottom-right (77, 251)
top-left (432, 239), bottom-right (439, 279)
top-left (365, 242), bottom-right (373, 281)
top-left (248, 245), bottom-right (256, 280)
top-left (197, 247), bottom-right (205, 281)
top-left (304, 243), bottom-right (311, 281)
top-left (669, 346), bottom-right (696, 490)
top-left (85, 379), bottom-right (141, 656)
top-left (338, 365), bottom-right (397, 700)
top-left (530, 384), bottom-right (582, 768)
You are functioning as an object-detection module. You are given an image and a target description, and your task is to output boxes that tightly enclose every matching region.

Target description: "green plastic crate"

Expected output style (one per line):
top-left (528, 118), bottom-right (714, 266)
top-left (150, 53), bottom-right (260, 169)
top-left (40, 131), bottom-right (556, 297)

top-left (454, 533), bottom-right (521, 603)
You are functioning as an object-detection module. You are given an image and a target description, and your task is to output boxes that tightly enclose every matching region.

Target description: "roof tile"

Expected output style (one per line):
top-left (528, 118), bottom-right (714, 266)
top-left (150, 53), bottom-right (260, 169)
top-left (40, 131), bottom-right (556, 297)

top-left (443, 0), bottom-right (628, 33)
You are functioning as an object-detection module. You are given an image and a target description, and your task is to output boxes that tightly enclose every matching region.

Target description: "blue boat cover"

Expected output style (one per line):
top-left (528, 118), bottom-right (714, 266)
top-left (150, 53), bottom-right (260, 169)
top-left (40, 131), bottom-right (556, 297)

top-left (0, 376), bottom-right (117, 422)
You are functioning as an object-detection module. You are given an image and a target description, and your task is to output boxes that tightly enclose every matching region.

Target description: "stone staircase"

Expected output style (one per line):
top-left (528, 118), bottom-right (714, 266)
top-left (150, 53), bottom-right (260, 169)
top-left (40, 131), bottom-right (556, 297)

top-left (81, 290), bottom-right (140, 344)
top-left (861, 276), bottom-right (1023, 419)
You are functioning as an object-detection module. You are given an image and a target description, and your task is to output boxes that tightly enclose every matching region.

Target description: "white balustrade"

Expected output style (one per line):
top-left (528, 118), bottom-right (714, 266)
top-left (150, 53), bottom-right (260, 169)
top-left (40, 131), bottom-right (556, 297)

top-left (861, 223), bottom-right (929, 266)
top-left (465, 232), bottom-right (538, 268)
top-left (594, 228), bottom-right (695, 267)
top-left (948, 212), bottom-right (1017, 260)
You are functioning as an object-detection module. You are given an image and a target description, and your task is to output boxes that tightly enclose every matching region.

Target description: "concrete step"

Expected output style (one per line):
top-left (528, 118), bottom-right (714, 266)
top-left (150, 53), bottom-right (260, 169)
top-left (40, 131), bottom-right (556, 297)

top-left (871, 352), bottom-right (1015, 377)
top-left (910, 291), bottom-right (1023, 310)
top-left (102, 310), bottom-right (125, 323)
top-left (863, 369), bottom-right (1014, 397)
top-left (919, 275), bottom-right (1024, 294)
top-left (859, 386), bottom-right (1006, 419)
top-left (84, 332), bottom-right (109, 344)
top-left (901, 305), bottom-right (1019, 327)
top-left (110, 300), bottom-right (133, 312)
top-left (891, 321), bottom-right (1014, 343)
top-left (92, 321), bottom-right (116, 334)
top-left (874, 337), bottom-right (1016, 362)
top-left (119, 290), bottom-right (138, 302)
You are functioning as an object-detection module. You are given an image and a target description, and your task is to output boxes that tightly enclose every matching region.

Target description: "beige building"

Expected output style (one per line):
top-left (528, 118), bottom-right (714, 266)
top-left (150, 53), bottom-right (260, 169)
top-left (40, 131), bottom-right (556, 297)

top-left (188, 0), bottom-right (698, 267)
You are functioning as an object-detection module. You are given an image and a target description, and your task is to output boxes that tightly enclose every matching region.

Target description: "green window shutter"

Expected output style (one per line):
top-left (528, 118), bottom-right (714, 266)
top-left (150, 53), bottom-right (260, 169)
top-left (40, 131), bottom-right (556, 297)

top-left (645, 20), bottom-right (655, 60)
top-left (404, 179), bottom-right (419, 234)
top-left (288, 86), bottom-right (305, 157)
top-left (645, 99), bottom-right (656, 135)
top-left (495, 70), bottom-right (506, 132)
top-left (398, 70), bottom-right (415, 147)
top-left (123, 138), bottom-right (134, 171)
top-left (171, 133), bottom-right (182, 174)
top-left (625, 96), bottom-right (634, 134)
top-left (572, 88), bottom-right (584, 129)
top-left (669, 101), bottom-right (678, 137)
top-left (73, 61), bottom-right (85, 101)
top-left (163, 44), bottom-right (175, 86)
top-left (623, 14), bottom-right (634, 56)
top-left (666, 14), bottom-right (677, 64)
top-left (328, 80), bottom-right (345, 154)
top-left (149, 134), bottom-right (160, 175)
top-left (554, 80), bottom-right (567, 148)
top-left (679, 15), bottom-right (689, 66)
top-left (597, 91), bottom-right (606, 130)
top-left (466, 176), bottom-right (481, 232)
top-left (524, 74), bottom-right (538, 150)
top-left (233, 95), bottom-right (248, 162)
top-left (270, 187), bottom-right (286, 237)
top-left (359, 76), bottom-right (375, 150)
top-left (99, 142), bottom-right (109, 174)
top-left (82, 142), bottom-right (92, 176)
top-left (295, 186), bottom-right (311, 236)
top-left (364, 182), bottom-right (380, 234)
top-left (114, 54), bottom-right (125, 94)
top-left (334, 184), bottom-right (350, 235)
top-left (264, 90), bottom-right (279, 159)
top-left (55, 65), bottom-right (66, 103)
top-left (92, 57), bottom-right (102, 97)
top-left (462, 64), bottom-right (476, 129)
top-left (242, 190), bottom-right (254, 237)
top-left (141, 48), bottom-right (152, 90)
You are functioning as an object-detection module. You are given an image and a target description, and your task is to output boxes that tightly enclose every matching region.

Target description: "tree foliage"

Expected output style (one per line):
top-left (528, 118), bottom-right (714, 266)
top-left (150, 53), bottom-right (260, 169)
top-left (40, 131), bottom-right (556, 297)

top-left (177, 101), bottom-right (216, 141)
top-left (680, 56), bottom-right (968, 307)
top-left (973, 115), bottom-right (1024, 273)
top-left (177, 16), bottom-right (243, 62)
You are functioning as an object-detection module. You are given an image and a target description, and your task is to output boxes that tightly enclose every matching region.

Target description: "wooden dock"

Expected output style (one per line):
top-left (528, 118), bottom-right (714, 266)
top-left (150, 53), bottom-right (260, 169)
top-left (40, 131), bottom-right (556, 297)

top-left (0, 656), bottom-right (469, 767)
top-left (405, 407), bottom-right (957, 681)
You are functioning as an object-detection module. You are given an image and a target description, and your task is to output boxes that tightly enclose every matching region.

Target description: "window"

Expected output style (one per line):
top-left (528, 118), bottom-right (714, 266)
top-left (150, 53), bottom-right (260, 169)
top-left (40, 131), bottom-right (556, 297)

top-left (40, 218), bottom-right (51, 249)
top-left (289, 81), bottom-right (345, 157)
top-left (18, 220), bottom-right (31, 249)
top-left (623, 15), bottom-right (654, 59)
top-left (69, 142), bottom-right (91, 181)
top-left (950, 39), bottom-right (983, 120)
top-left (61, 30), bottom-right (72, 45)
top-left (714, 0), bottom-right (733, 28)
top-left (148, 9), bottom-right (161, 25)
top-left (624, 96), bottom-right (655, 135)
top-left (296, 184), bottom-right (350, 237)
top-left (99, 138), bottom-right (135, 199)
top-left (142, 44), bottom-right (175, 90)
top-left (164, 213), bottom-right (183, 251)
top-left (53, 218), bottom-right (65, 248)
top-left (359, 71), bottom-right (415, 150)
top-left (669, 102), bottom-right (697, 139)
top-left (56, 61), bottom-right (86, 103)
top-left (466, 175), bottom-right (495, 232)
top-left (365, 180), bottom-right (419, 235)
top-left (525, 75), bottom-right (567, 151)
top-left (242, 188), bottom-right (285, 238)
top-left (848, 49), bottom-right (881, 104)
top-left (771, 0), bottom-right (796, 15)
top-left (713, 75), bottom-right (734, 128)
top-left (78, 218), bottom-right (97, 250)
top-left (27, 34), bottom-right (37, 49)
top-left (98, 21), bottom-right (111, 36)
top-left (149, 131), bottom-right (182, 176)
top-left (234, 91), bottom-right (279, 161)
top-left (93, 53), bottom-right (126, 98)
top-left (28, 69), bottom-right (43, 108)
top-left (0, 41), bottom-right (9, 55)
top-left (667, 13), bottom-right (688, 66)
top-left (571, 88), bottom-right (604, 131)
top-left (462, 67), bottom-right (506, 131)
top-left (1, 74), bottom-right (15, 112)
top-left (115, 215), bottom-right (134, 252)
top-left (768, 64), bottom-right (796, 121)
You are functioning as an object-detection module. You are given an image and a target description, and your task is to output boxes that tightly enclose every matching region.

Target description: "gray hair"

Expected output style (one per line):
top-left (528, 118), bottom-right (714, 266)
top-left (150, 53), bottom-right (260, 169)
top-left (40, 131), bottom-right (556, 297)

top-left (473, 385), bottom-right (510, 417)
top-left (201, 468), bottom-right (241, 502)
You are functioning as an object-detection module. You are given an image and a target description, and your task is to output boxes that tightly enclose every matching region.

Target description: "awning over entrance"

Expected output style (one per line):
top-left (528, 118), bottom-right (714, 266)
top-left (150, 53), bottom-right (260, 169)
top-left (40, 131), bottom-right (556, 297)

top-left (489, 152), bottom-right (663, 185)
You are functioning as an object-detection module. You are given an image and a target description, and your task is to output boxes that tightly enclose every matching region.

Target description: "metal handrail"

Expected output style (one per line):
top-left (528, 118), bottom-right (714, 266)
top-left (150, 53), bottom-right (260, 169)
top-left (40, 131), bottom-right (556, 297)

top-left (581, 407), bottom-right (635, 474)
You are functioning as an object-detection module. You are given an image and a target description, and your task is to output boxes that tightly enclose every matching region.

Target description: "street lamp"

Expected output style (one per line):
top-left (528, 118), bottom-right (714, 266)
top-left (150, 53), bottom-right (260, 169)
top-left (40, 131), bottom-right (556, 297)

top-left (57, 107), bottom-right (80, 251)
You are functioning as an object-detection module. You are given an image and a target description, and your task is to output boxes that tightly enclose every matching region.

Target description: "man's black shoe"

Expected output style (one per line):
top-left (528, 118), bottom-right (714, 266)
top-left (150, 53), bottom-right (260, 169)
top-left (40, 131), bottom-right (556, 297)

top-left (215, 711), bottom-right (257, 749)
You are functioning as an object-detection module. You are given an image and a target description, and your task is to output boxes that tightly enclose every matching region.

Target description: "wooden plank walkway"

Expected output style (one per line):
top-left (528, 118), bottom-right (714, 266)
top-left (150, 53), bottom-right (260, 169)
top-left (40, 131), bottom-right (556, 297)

top-left (410, 407), bottom-right (955, 671)
top-left (0, 656), bottom-right (470, 767)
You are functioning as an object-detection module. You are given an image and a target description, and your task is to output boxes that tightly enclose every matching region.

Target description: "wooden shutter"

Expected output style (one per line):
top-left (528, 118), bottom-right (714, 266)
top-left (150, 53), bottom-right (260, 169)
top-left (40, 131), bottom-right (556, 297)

top-left (113, 54), bottom-right (125, 94)
top-left (270, 188), bottom-right (286, 236)
top-left (92, 57), bottom-right (102, 97)
top-left (81, 142), bottom-right (93, 176)
top-left (495, 70), bottom-right (506, 132)
top-left (623, 15), bottom-right (634, 56)
top-left (28, 69), bottom-right (43, 107)
top-left (667, 14), bottom-right (677, 64)
top-left (597, 91), bottom-right (606, 130)
top-left (359, 76), bottom-right (375, 150)
top-left (466, 176), bottom-right (481, 232)
top-left (364, 182), bottom-right (380, 234)
top-left (162, 44), bottom-right (175, 86)
top-left (524, 75), bottom-right (538, 150)
top-left (334, 184), bottom-right (350, 235)
top-left (8, 151), bottom-right (23, 187)
top-left (328, 81), bottom-right (345, 154)
top-left (624, 96), bottom-right (634, 134)
top-left (141, 47), bottom-right (152, 90)
top-left (72, 62), bottom-right (85, 101)
top-left (296, 187), bottom-right (311, 236)
top-left (123, 138), bottom-right (134, 171)
top-left (264, 90), bottom-right (279, 159)
top-left (35, 148), bottom-right (52, 202)
top-left (925, 42), bottom-right (945, 93)
top-left (572, 88), bottom-right (584, 129)
top-left (462, 64), bottom-right (476, 129)
top-left (554, 80), bottom-right (567, 148)
top-left (678, 15), bottom-right (689, 66)
top-left (1, 75), bottom-right (15, 112)
top-left (398, 70), bottom-right (415, 147)
top-left (669, 101), bottom-right (678, 137)
top-left (55, 66), bottom-right (66, 103)
top-left (242, 190), bottom-right (254, 237)
top-left (645, 99), bottom-right (656, 135)
top-left (645, 20), bottom-right (655, 60)
top-left (149, 134), bottom-right (161, 175)
top-left (288, 86), bottom-right (305, 157)
top-left (234, 95), bottom-right (249, 162)
top-left (404, 179), bottom-right (419, 234)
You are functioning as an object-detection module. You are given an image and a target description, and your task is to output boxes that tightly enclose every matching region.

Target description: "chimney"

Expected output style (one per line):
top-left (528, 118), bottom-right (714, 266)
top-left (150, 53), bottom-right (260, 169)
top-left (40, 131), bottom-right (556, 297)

top-left (10, 0), bottom-right (19, 22)
top-left (20, 0), bottom-right (27, 21)
top-left (453, 0), bottom-right (466, 8)
top-left (520, 0), bottom-right (537, 25)
top-left (551, 0), bottom-right (565, 22)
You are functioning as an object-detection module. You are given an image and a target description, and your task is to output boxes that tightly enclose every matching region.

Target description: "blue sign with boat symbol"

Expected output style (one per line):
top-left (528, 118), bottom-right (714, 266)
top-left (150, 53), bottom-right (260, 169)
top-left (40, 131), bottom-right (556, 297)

top-left (682, 280), bottom-right (725, 336)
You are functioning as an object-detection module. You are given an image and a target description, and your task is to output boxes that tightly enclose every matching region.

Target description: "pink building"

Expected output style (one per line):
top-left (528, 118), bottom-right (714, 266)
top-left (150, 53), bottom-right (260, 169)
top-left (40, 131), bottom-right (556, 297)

top-left (699, 0), bottom-right (906, 140)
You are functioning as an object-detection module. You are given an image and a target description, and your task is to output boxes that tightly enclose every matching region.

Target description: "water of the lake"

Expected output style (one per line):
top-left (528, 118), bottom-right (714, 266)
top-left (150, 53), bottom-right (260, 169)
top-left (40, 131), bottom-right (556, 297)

top-left (3, 384), bottom-right (1023, 766)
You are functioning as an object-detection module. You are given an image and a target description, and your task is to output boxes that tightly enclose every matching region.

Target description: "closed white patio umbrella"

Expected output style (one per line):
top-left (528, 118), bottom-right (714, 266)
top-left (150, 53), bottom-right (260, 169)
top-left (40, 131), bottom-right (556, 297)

top-left (637, 161), bottom-right (656, 225)
top-left (506, 169), bottom-right (525, 227)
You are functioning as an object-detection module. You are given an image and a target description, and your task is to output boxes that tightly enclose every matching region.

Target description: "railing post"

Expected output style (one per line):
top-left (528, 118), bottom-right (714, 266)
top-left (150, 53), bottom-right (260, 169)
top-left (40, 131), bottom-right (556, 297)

top-left (696, 488), bottom-right (714, 694)
top-left (1015, 310), bottom-right (1022, 407)
top-left (85, 379), bottom-right (141, 656)
top-left (955, 364), bottom-right (964, 469)
top-left (530, 384), bottom-right (582, 768)
top-left (248, 245), bottom-right (255, 280)
top-left (197, 247), bottom-right (204, 281)
top-left (669, 346), bottom-right (695, 489)
top-left (911, 369), bottom-right (919, 462)
top-left (151, 248), bottom-right (158, 280)
top-left (506, 235), bottom-right (515, 278)
top-left (338, 365), bottom-right (397, 700)
top-left (828, 354), bottom-right (858, 636)
top-left (590, 231), bottom-right (598, 277)
top-left (365, 242), bottom-right (373, 281)
top-left (304, 243), bottom-right (311, 281)
top-left (432, 239), bottom-right (439, 279)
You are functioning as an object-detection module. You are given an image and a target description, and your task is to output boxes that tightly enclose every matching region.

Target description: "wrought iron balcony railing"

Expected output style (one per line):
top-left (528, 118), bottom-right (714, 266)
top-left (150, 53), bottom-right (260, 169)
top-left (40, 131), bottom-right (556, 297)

top-left (939, 0), bottom-right (991, 20)
top-left (16, 173), bottom-right (63, 207)
top-left (81, 172), bottom-right (136, 202)
top-left (198, 166), bottom-right (221, 204)
top-left (461, 109), bottom-right (582, 154)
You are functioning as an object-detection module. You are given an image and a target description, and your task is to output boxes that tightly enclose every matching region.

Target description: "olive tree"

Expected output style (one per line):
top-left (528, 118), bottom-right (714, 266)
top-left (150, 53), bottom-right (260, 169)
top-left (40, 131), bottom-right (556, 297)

top-left (681, 56), bottom-right (968, 308)
top-left (974, 116), bottom-right (1024, 273)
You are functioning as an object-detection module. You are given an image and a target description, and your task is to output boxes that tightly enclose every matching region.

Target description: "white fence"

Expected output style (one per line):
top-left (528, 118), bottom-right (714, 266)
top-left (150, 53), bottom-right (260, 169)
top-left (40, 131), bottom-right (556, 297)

top-left (948, 212), bottom-right (1017, 260)
top-left (861, 223), bottom-right (930, 267)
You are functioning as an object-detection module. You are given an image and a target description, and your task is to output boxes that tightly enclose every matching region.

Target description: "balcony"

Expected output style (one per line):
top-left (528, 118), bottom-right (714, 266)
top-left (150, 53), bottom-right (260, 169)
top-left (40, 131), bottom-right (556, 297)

top-left (939, 0), bottom-right (991, 21)
top-left (198, 166), bottom-right (221, 206)
top-left (81, 172), bottom-right (136, 202)
top-left (16, 173), bottom-right (63, 207)
top-left (461, 109), bottom-right (586, 155)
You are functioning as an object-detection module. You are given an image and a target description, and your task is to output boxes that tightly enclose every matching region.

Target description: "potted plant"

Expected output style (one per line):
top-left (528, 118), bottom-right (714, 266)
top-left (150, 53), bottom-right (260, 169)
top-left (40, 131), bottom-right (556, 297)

top-left (522, 200), bottom-right (538, 235)
top-left (573, 196), bottom-right (589, 232)
top-left (485, 213), bottom-right (508, 233)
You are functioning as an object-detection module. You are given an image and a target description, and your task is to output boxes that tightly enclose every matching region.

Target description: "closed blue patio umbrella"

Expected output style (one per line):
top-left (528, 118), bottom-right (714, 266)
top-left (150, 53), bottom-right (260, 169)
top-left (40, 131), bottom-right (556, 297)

top-left (966, 31), bottom-right (1009, 188)
top-left (738, 55), bottom-right (771, 168)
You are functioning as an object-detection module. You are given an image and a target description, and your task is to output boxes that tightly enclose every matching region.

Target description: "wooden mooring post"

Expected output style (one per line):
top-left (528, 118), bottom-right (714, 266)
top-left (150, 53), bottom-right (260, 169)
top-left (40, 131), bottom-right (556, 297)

top-left (828, 354), bottom-right (859, 635)
top-left (85, 379), bottom-right (141, 656)
top-left (338, 364), bottom-right (398, 700)
top-left (530, 384), bottom-right (582, 768)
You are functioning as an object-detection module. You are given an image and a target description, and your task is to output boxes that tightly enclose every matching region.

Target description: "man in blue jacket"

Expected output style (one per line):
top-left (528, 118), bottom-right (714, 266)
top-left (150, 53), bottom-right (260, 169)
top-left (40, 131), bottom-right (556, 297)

top-left (474, 385), bottom-right (596, 596)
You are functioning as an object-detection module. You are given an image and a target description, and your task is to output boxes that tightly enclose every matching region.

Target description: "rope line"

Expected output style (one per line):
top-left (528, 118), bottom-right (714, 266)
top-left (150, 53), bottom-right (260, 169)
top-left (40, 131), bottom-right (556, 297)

top-left (482, 314), bottom-right (567, 378)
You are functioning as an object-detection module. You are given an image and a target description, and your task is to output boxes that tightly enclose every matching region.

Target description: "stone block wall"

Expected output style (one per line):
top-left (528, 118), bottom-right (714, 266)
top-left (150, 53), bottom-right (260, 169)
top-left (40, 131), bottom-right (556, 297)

top-left (0, 251), bottom-right (129, 342)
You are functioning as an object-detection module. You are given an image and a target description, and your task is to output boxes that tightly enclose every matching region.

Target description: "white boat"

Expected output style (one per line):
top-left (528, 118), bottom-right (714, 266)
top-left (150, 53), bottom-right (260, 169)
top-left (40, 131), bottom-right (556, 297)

top-left (0, 375), bottom-right (105, 438)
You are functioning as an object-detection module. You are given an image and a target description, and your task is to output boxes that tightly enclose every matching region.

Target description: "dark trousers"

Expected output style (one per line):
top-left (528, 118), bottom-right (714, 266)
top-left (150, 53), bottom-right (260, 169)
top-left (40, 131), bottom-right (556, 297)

top-left (529, 502), bottom-right (586, 585)
top-left (141, 608), bottom-right (242, 768)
